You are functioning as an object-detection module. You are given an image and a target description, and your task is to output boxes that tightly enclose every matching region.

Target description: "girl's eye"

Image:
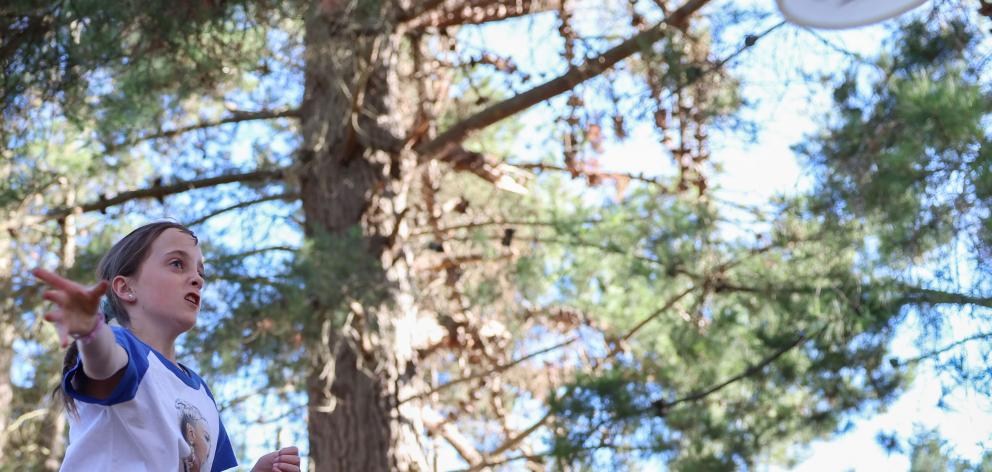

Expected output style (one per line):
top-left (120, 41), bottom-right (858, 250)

top-left (171, 260), bottom-right (184, 269)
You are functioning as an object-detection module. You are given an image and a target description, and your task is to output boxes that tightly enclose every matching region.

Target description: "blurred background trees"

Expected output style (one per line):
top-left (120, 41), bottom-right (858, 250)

top-left (2, 0), bottom-right (991, 470)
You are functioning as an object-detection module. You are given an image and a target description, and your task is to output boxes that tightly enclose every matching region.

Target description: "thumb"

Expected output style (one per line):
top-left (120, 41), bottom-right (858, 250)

top-left (86, 280), bottom-right (109, 299)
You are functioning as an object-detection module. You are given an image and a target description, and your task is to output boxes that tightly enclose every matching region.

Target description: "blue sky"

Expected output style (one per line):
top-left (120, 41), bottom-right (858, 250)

top-left (469, 1), bottom-right (992, 470)
top-left (52, 1), bottom-right (985, 470)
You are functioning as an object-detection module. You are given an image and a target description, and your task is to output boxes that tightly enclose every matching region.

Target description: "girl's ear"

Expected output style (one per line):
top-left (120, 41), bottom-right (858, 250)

top-left (111, 275), bottom-right (135, 302)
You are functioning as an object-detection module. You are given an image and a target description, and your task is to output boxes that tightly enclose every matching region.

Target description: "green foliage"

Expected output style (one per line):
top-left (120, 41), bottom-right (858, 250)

top-left (531, 181), bottom-right (913, 468)
top-left (798, 18), bottom-right (992, 276)
top-left (2, 0), bottom-right (271, 118)
top-left (548, 369), bottom-right (656, 462)
top-left (5, 1), bottom-right (992, 470)
top-left (875, 426), bottom-right (992, 472)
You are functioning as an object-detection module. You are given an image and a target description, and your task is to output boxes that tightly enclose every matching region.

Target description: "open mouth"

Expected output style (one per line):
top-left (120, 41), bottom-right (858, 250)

top-left (184, 293), bottom-right (200, 308)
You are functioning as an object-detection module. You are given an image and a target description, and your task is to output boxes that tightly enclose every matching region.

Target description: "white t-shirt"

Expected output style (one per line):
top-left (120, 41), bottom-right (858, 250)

top-left (60, 327), bottom-right (238, 472)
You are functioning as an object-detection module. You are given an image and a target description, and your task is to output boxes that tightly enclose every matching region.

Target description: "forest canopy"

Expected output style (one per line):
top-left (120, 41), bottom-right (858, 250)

top-left (2, 0), bottom-right (991, 470)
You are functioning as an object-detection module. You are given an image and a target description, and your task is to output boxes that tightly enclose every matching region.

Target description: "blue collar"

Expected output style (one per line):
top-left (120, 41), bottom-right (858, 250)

top-left (124, 329), bottom-right (201, 390)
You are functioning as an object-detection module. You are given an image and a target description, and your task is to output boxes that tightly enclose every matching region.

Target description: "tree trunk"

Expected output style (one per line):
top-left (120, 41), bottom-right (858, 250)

top-left (44, 207), bottom-right (77, 470)
top-left (299, 2), bottom-right (432, 470)
top-left (0, 238), bottom-right (14, 462)
top-left (0, 323), bottom-right (13, 462)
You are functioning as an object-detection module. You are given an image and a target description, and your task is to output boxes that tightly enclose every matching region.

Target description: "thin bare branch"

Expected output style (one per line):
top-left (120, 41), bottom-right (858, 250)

top-left (72, 169), bottom-right (285, 216)
top-left (648, 329), bottom-right (815, 415)
top-left (406, 0), bottom-right (562, 30)
top-left (900, 331), bottom-right (992, 366)
top-left (898, 286), bottom-right (992, 309)
top-left (458, 410), bottom-right (555, 471)
top-left (399, 336), bottom-right (579, 404)
top-left (435, 145), bottom-right (529, 193)
top-left (410, 217), bottom-right (606, 236)
top-left (414, 0), bottom-right (713, 160)
top-left (424, 414), bottom-right (484, 466)
top-left (108, 108), bottom-right (300, 152)
top-left (4, 168), bottom-right (287, 232)
top-left (618, 285), bottom-right (696, 346)
top-left (460, 452), bottom-right (545, 472)
top-left (487, 410), bottom-right (553, 458)
top-left (399, 0), bottom-right (452, 23)
top-left (212, 246), bottom-right (298, 264)
top-left (517, 162), bottom-right (672, 191)
top-left (185, 192), bottom-right (300, 227)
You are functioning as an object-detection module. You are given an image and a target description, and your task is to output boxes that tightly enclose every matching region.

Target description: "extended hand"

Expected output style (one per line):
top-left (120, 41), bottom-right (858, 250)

top-left (32, 268), bottom-right (109, 348)
top-left (252, 446), bottom-right (301, 472)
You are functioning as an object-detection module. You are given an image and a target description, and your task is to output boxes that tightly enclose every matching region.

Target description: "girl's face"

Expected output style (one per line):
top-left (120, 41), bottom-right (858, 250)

top-left (127, 228), bottom-right (205, 333)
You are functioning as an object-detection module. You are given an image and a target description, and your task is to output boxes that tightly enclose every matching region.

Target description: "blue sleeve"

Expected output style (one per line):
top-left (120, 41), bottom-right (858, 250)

top-left (201, 380), bottom-right (239, 471)
top-left (62, 327), bottom-right (150, 405)
top-left (210, 419), bottom-right (239, 471)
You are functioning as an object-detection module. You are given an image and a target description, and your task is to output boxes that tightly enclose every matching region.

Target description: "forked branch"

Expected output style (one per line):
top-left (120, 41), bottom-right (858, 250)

top-left (415, 0), bottom-right (713, 160)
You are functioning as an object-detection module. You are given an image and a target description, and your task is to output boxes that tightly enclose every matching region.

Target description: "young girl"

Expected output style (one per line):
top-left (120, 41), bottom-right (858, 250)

top-left (32, 221), bottom-right (301, 471)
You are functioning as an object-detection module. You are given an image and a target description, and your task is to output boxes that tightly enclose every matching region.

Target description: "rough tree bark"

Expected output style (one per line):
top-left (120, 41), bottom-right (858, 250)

top-left (294, 0), bottom-right (713, 468)
top-left (0, 320), bottom-right (12, 463)
top-left (0, 237), bottom-right (14, 462)
top-left (299, 1), bottom-right (433, 470)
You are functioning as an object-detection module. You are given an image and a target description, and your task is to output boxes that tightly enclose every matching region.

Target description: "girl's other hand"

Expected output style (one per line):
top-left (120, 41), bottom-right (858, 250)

top-left (252, 446), bottom-right (301, 472)
top-left (31, 268), bottom-right (108, 348)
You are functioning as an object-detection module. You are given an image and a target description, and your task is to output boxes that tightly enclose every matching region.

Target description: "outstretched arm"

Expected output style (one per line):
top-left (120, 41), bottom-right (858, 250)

top-left (32, 268), bottom-right (128, 383)
top-left (252, 446), bottom-right (301, 472)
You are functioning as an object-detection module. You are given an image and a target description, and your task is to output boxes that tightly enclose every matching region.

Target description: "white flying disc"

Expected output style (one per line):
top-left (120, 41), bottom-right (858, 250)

top-left (776, 0), bottom-right (928, 30)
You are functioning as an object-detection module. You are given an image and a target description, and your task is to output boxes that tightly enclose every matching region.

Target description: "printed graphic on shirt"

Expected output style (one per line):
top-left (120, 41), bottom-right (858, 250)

top-left (177, 399), bottom-right (212, 472)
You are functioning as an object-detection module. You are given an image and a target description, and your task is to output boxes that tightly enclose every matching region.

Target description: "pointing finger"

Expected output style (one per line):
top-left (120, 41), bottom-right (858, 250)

top-left (31, 268), bottom-right (79, 292)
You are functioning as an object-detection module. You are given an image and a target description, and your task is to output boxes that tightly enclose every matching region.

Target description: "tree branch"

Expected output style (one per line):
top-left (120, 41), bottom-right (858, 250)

top-left (435, 145), bottom-right (529, 193)
top-left (4, 168), bottom-right (287, 232)
top-left (410, 217), bottom-right (608, 236)
top-left (487, 410), bottom-right (553, 458)
top-left (398, 0), bottom-right (449, 23)
top-left (898, 285), bottom-right (992, 309)
top-left (399, 336), bottom-right (579, 404)
top-left (444, 232), bottom-right (689, 277)
top-left (900, 330), bottom-right (992, 366)
top-left (185, 192), bottom-right (300, 227)
top-left (424, 412), bottom-right (484, 466)
top-left (460, 452), bottom-right (545, 472)
top-left (212, 246), bottom-right (298, 263)
top-left (517, 162), bottom-right (672, 191)
top-left (460, 410), bottom-right (554, 471)
top-left (618, 285), bottom-right (696, 346)
top-left (648, 329), bottom-right (814, 415)
top-left (107, 108), bottom-right (300, 152)
top-left (719, 282), bottom-right (992, 310)
top-left (405, 0), bottom-right (562, 30)
top-left (414, 0), bottom-right (712, 160)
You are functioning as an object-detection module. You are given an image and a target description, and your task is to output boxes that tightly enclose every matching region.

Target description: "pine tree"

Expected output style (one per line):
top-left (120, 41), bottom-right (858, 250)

top-left (4, 1), bottom-right (992, 470)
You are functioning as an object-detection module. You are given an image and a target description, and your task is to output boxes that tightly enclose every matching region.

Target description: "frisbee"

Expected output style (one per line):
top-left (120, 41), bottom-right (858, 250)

top-left (776, 0), bottom-right (928, 29)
